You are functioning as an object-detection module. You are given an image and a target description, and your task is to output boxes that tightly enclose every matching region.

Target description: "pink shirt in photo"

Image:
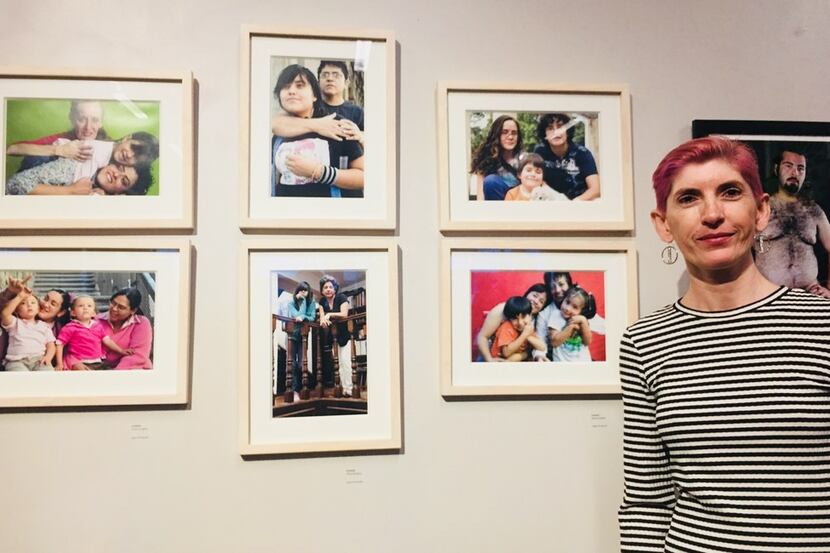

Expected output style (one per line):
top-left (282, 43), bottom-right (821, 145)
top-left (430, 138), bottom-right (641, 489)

top-left (57, 320), bottom-right (107, 363)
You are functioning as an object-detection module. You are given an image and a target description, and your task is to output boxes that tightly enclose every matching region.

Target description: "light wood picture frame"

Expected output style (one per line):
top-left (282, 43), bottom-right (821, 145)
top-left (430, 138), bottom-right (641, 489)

top-left (240, 27), bottom-right (397, 230)
top-left (0, 237), bottom-right (191, 408)
top-left (437, 82), bottom-right (633, 232)
top-left (240, 237), bottom-right (401, 456)
top-left (441, 237), bottom-right (638, 398)
top-left (0, 68), bottom-right (194, 230)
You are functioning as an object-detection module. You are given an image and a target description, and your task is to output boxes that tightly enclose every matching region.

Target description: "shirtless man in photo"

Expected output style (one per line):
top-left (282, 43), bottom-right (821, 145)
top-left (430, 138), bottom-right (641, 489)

top-left (756, 149), bottom-right (830, 297)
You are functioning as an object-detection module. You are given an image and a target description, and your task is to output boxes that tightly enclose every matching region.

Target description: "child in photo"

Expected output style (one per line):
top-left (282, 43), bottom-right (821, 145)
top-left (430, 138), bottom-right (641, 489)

top-left (55, 296), bottom-right (133, 371)
top-left (505, 153), bottom-right (569, 202)
top-left (288, 281), bottom-right (317, 398)
top-left (490, 296), bottom-right (547, 361)
top-left (6, 132), bottom-right (159, 196)
top-left (548, 285), bottom-right (596, 362)
top-left (0, 287), bottom-right (55, 371)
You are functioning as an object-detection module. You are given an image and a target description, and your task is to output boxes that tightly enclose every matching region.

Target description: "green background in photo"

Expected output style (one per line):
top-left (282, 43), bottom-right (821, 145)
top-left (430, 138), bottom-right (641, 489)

top-left (4, 98), bottom-right (161, 196)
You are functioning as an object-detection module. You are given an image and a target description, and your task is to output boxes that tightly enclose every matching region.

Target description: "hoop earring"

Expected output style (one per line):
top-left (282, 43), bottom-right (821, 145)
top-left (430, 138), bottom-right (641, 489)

top-left (661, 243), bottom-right (679, 265)
top-left (755, 234), bottom-right (766, 254)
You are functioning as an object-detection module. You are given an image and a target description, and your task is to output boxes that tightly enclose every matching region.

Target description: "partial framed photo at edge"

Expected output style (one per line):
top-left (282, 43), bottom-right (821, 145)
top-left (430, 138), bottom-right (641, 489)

top-left (240, 238), bottom-right (401, 456)
top-left (240, 27), bottom-right (397, 230)
top-left (693, 120), bottom-right (830, 297)
top-left (441, 238), bottom-right (638, 398)
top-left (0, 68), bottom-right (194, 230)
top-left (0, 238), bottom-right (191, 408)
top-left (437, 82), bottom-right (634, 232)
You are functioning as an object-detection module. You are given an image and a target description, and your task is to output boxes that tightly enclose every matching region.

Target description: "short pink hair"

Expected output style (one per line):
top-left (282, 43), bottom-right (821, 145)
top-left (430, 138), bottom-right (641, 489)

top-left (652, 136), bottom-right (764, 213)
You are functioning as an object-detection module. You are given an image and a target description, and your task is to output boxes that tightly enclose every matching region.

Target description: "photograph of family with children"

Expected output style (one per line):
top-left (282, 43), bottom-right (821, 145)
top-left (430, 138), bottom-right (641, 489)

top-left (466, 111), bottom-right (600, 202)
top-left (270, 270), bottom-right (368, 417)
top-left (470, 270), bottom-right (606, 363)
top-left (269, 56), bottom-right (365, 199)
top-left (0, 271), bottom-right (155, 372)
top-left (4, 97), bottom-right (160, 197)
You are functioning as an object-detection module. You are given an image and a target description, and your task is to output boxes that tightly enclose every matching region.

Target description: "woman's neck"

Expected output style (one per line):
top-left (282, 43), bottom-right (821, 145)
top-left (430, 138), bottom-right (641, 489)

top-left (681, 259), bottom-right (778, 311)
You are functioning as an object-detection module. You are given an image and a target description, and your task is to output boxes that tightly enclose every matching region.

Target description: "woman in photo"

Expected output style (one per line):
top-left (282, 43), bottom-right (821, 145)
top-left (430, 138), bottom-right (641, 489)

top-left (619, 136), bottom-right (830, 551)
top-left (271, 64), bottom-right (364, 198)
top-left (474, 283), bottom-right (549, 362)
top-left (6, 100), bottom-right (110, 171)
top-left (97, 288), bottom-right (153, 370)
top-left (470, 115), bottom-right (523, 201)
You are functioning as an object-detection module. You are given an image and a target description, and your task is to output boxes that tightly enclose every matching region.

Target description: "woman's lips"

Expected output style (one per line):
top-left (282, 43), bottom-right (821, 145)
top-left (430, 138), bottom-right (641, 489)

top-left (697, 232), bottom-right (734, 246)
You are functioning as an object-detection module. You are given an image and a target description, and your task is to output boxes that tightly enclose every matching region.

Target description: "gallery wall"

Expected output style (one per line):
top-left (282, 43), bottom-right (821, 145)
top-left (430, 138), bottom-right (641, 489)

top-left (1, 1), bottom-right (828, 551)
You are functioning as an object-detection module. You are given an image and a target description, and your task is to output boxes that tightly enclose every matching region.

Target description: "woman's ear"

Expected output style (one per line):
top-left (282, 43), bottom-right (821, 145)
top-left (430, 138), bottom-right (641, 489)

top-left (650, 209), bottom-right (674, 243)
top-left (755, 193), bottom-right (771, 233)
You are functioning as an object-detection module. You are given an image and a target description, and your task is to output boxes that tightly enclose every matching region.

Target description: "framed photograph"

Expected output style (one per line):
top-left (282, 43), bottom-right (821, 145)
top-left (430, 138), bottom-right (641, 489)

top-left (0, 238), bottom-right (191, 407)
top-left (440, 238), bottom-right (638, 398)
top-left (693, 120), bottom-right (830, 297)
top-left (0, 68), bottom-right (194, 230)
top-left (240, 238), bottom-right (400, 456)
top-left (240, 27), bottom-right (396, 230)
top-left (437, 82), bottom-right (633, 232)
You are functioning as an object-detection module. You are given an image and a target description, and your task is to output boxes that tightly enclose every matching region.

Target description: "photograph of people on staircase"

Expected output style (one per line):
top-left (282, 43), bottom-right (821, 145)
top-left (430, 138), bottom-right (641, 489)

top-left (0, 271), bottom-right (155, 371)
top-left (271, 270), bottom-right (367, 418)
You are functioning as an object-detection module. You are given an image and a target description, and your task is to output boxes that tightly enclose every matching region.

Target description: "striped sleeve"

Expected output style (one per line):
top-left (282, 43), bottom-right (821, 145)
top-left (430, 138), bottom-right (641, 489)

top-left (619, 330), bottom-right (675, 552)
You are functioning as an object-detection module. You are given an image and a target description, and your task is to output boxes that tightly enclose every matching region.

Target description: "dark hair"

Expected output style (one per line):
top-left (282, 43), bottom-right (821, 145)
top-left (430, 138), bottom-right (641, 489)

top-left (503, 296), bottom-right (532, 320)
top-left (544, 272), bottom-right (573, 293)
top-left (773, 147), bottom-right (807, 168)
top-left (122, 132), bottom-right (160, 166)
top-left (469, 115), bottom-right (523, 175)
top-left (125, 164), bottom-right (154, 196)
top-left (293, 281), bottom-right (312, 310)
top-left (522, 283), bottom-right (548, 303)
top-left (317, 60), bottom-right (349, 81)
top-left (319, 274), bottom-right (340, 294)
top-left (111, 287), bottom-right (143, 315)
top-left (652, 136), bottom-right (763, 213)
top-left (273, 64), bottom-right (326, 118)
top-left (518, 153), bottom-right (544, 175)
top-left (45, 288), bottom-right (71, 328)
top-left (536, 113), bottom-right (574, 144)
top-left (562, 286), bottom-right (596, 319)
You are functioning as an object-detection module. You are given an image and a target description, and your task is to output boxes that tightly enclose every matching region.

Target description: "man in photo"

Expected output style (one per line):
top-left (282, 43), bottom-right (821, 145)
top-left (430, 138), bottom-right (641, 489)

top-left (533, 113), bottom-right (600, 201)
top-left (317, 60), bottom-right (364, 140)
top-left (756, 149), bottom-right (830, 297)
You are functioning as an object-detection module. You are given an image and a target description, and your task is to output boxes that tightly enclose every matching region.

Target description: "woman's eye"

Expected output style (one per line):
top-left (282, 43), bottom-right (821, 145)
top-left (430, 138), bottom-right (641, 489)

top-left (723, 186), bottom-right (742, 198)
top-left (676, 194), bottom-right (696, 204)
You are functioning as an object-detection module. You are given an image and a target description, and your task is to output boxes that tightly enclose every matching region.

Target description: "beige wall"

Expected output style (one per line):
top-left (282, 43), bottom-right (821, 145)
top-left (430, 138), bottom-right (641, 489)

top-left (1, 1), bottom-right (828, 551)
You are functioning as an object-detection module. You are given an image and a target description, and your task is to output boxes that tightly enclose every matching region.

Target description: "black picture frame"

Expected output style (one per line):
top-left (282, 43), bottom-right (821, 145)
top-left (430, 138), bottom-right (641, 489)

top-left (693, 119), bottom-right (830, 293)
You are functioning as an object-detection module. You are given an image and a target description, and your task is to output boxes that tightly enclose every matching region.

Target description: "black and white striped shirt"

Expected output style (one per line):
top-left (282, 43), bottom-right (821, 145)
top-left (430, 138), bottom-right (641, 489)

top-left (619, 287), bottom-right (830, 552)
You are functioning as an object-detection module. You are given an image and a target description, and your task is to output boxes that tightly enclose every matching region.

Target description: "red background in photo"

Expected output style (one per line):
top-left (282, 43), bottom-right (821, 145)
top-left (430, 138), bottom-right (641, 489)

top-left (470, 271), bottom-right (606, 361)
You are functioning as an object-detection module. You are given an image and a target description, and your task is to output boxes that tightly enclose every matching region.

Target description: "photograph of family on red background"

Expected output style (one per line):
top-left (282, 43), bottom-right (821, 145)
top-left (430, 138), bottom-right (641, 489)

top-left (470, 270), bottom-right (606, 363)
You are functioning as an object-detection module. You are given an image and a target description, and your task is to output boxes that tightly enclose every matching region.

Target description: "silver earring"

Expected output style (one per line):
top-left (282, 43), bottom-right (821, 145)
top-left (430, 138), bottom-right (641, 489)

top-left (755, 234), bottom-right (766, 254)
top-left (661, 243), bottom-right (679, 265)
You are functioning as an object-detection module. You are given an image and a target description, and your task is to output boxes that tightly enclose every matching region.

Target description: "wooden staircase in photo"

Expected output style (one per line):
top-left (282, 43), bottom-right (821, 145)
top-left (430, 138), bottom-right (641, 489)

top-left (272, 313), bottom-right (368, 417)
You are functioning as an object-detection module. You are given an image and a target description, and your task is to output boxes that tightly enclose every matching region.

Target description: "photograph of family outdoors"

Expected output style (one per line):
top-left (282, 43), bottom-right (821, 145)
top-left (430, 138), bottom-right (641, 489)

top-left (471, 270), bottom-right (606, 363)
top-left (270, 56), bottom-right (365, 199)
top-left (270, 270), bottom-right (368, 418)
top-left (0, 271), bottom-right (155, 372)
top-left (4, 98), bottom-right (161, 197)
top-left (467, 110), bottom-right (600, 202)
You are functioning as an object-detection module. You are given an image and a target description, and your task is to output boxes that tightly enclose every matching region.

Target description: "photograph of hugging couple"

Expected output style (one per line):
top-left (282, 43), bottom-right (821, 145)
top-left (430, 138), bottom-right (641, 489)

top-left (270, 56), bottom-right (365, 199)
top-left (4, 97), bottom-right (160, 197)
